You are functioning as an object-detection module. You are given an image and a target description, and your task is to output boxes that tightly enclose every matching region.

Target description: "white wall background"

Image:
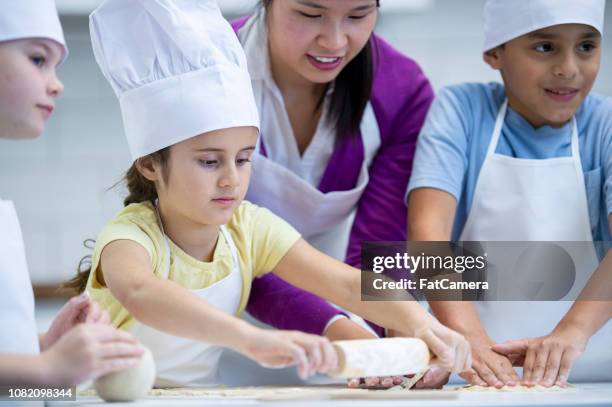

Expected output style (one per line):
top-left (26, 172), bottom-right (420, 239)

top-left (2, 0), bottom-right (611, 284)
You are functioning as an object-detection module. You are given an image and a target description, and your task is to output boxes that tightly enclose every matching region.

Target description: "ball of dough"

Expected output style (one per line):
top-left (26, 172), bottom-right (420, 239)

top-left (94, 347), bottom-right (155, 402)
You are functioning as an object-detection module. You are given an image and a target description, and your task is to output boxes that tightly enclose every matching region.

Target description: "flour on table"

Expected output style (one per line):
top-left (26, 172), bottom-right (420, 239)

top-left (140, 386), bottom-right (456, 400)
top-left (458, 384), bottom-right (575, 392)
top-left (150, 387), bottom-right (307, 397)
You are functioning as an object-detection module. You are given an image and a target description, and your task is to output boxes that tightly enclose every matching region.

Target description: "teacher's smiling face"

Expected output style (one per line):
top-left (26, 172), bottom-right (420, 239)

top-left (265, 0), bottom-right (378, 85)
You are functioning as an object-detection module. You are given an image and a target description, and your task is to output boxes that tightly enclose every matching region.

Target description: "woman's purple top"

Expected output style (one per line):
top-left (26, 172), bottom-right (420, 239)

top-left (232, 16), bottom-right (434, 337)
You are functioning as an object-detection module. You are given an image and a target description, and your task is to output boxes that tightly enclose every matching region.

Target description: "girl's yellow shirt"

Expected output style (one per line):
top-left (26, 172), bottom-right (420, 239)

top-left (86, 200), bottom-right (300, 330)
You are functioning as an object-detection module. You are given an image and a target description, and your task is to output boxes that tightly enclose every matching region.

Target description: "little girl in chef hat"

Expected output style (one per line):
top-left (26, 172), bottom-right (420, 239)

top-left (0, 0), bottom-right (143, 386)
top-left (68, 0), bottom-right (472, 387)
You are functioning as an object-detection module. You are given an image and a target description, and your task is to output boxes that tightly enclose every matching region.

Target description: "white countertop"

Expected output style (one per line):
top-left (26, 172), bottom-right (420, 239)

top-left (47, 383), bottom-right (612, 407)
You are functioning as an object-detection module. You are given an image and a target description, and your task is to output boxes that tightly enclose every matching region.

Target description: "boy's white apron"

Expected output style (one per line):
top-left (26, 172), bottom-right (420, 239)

top-left (460, 100), bottom-right (612, 381)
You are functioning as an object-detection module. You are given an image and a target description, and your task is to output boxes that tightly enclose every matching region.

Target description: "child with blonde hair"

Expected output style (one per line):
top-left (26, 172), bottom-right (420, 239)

top-left (0, 0), bottom-right (143, 386)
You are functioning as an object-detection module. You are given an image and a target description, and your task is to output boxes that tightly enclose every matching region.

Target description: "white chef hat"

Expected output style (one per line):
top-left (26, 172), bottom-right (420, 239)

top-left (90, 0), bottom-right (260, 161)
top-left (483, 0), bottom-right (606, 52)
top-left (0, 0), bottom-right (68, 62)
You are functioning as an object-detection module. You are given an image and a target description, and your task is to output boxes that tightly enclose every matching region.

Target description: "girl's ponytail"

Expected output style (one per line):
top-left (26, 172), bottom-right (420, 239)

top-left (64, 148), bottom-right (169, 293)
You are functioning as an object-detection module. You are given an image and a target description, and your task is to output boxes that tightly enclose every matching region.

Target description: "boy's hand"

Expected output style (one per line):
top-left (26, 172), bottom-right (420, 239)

top-left (41, 294), bottom-right (110, 351)
top-left (460, 337), bottom-right (520, 388)
top-left (491, 324), bottom-right (589, 387)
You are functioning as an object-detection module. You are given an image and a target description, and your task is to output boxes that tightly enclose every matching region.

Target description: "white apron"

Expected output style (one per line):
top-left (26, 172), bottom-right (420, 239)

top-left (130, 213), bottom-right (243, 387)
top-left (0, 199), bottom-right (39, 354)
top-left (247, 103), bottom-right (381, 261)
top-left (246, 101), bottom-right (381, 337)
top-left (240, 9), bottom-right (381, 261)
top-left (460, 100), bottom-right (612, 381)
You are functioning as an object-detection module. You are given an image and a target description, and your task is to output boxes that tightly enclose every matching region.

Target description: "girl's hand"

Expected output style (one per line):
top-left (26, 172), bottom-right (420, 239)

top-left (41, 324), bottom-right (144, 386)
top-left (41, 294), bottom-right (110, 351)
top-left (236, 327), bottom-right (338, 379)
top-left (411, 319), bottom-right (472, 374)
top-left (491, 323), bottom-right (589, 387)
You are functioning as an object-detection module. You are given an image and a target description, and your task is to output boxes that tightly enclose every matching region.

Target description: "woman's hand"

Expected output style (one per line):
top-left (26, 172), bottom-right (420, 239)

top-left (235, 326), bottom-right (338, 379)
top-left (324, 317), bottom-right (402, 388)
top-left (376, 328), bottom-right (451, 389)
top-left (40, 324), bottom-right (144, 386)
top-left (347, 376), bottom-right (405, 388)
top-left (346, 369), bottom-right (450, 389)
top-left (412, 367), bottom-right (451, 389)
top-left (491, 323), bottom-right (589, 387)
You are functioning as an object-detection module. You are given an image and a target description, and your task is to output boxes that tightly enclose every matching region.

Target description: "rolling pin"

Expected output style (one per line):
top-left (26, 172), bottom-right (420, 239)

top-left (329, 338), bottom-right (430, 378)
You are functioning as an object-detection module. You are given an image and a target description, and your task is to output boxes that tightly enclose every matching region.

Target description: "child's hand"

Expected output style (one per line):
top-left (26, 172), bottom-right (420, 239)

top-left (237, 327), bottom-right (338, 379)
top-left (41, 324), bottom-right (144, 386)
top-left (459, 337), bottom-right (520, 388)
top-left (491, 324), bottom-right (589, 387)
top-left (41, 294), bottom-right (110, 351)
top-left (411, 319), bottom-right (472, 374)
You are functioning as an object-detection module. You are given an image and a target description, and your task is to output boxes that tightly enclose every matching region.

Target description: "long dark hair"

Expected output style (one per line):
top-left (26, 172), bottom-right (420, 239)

top-left (262, 0), bottom-right (380, 142)
top-left (64, 148), bottom-right (170, 293)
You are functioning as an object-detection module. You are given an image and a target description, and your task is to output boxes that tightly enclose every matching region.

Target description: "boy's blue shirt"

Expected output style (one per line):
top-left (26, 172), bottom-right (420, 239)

top-left (407, 81), bottom-right (612, 246)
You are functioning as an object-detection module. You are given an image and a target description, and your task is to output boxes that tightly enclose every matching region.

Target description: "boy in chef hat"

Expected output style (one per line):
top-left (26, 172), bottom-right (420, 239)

top-left (70, 0), bottom-right (472, 387)
top-left (0, 0), bottom-right (144, 387)
top-left (407, 0), bottom-right (611, 388)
